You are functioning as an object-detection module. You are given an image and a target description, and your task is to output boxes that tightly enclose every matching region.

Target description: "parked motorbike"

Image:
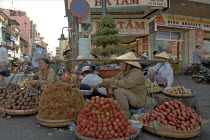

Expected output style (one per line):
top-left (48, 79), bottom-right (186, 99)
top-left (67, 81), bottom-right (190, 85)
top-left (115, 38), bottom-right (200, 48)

top-left (182, 65), bottom-right (193, 76)
top-left (192, 60), bottom-right (210, 83)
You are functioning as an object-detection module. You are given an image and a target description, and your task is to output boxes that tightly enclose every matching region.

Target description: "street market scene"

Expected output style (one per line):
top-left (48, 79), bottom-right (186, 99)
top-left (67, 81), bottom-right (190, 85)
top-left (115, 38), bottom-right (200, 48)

top-left (0, 0), bottom-right (210, 140)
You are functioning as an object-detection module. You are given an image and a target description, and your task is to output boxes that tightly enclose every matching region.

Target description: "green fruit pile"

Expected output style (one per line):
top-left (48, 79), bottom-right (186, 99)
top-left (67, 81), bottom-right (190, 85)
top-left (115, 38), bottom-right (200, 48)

top-left (165, 86), bottom-right (192, 95)
top-left (146, 79), bottom-right (163, 93)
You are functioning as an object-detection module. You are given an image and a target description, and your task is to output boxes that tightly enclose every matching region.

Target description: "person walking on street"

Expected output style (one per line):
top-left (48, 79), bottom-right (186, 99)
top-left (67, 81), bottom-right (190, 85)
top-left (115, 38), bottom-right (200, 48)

top-left (32, 40), bottom-right (47, 69)
top-left (193, 45), bottom-right (202, 64)
top-left (0, 41), bottom-right (8, 86)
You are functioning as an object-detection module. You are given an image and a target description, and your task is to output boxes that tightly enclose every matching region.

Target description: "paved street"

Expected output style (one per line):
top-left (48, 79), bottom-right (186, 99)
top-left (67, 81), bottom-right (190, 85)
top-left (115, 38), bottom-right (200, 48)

top-left (0, 74), bottom-right (210, 140)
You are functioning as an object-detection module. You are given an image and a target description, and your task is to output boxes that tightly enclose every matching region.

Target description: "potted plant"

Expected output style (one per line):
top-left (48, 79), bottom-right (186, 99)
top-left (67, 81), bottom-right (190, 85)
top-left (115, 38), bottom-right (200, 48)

top-left (92, 14), bottom-right (125, 78)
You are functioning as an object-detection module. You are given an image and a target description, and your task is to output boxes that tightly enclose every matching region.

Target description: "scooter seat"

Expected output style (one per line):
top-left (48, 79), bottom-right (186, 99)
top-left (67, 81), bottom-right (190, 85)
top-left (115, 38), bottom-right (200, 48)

top-left (201, 60), bottom-right (210, 66)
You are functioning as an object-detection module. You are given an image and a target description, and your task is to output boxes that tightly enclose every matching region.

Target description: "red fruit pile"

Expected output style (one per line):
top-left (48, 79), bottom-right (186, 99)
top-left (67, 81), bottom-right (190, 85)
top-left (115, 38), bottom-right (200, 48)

top-left (139, 100), bottom-right (201, 131)
top-left (77, 96), bottom-right (137, 139)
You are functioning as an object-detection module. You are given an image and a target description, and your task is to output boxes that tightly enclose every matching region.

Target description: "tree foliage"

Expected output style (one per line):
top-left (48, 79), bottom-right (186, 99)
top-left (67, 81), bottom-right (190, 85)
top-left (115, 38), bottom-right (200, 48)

top-left (93, 14), bottom-right (122, 47)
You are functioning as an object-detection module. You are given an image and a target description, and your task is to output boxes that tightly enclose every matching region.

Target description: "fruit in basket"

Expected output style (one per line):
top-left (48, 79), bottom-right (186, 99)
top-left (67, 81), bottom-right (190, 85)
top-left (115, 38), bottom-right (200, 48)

top-left (18, 80), bottom-right (29, 89)
top-left (0, 84), bottom-right (40, 110)
top-left (165, 86), bottom-right (192, 95)
top-left (77, 97), bottom-right (137, 139)
top-left (139, 100), bottom-right (201, 131)
top-left (146, 79), bottom-right (163, 92)
top-left (37, 83), bottom-right (84, 120)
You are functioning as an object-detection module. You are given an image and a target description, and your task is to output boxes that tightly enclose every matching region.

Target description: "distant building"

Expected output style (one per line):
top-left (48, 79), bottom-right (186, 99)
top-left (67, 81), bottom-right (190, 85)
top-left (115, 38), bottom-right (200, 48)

top-left (55, 47), bottom-right (60, 56)
top-left (0, 11), bottom-right (20, 59)
top-left (59, 37), bottom-right (68, 56)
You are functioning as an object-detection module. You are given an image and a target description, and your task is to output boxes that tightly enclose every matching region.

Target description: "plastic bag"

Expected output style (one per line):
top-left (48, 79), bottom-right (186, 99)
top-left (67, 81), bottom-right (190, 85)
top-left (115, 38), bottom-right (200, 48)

top-left (68, 123), bottom-right (77, 132)
top-left (0, 66), bottom-right (10, 77)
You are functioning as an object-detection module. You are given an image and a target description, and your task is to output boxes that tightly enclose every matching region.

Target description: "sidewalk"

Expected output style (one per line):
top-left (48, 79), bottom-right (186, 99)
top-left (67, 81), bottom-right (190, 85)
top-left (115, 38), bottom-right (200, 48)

top-left (0, 75), bottom-right (209, 140)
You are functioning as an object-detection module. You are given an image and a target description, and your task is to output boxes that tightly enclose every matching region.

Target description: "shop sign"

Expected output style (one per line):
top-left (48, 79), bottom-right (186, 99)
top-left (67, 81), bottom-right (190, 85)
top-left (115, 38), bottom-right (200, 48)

top-left (156, 13), bottom-right (210, 31)
top-left (10, 35), bottom-right (16, 42)
top-left (90, 19), bottom-right (149, 35)
top-left (196, 30), bottom-right (204, 45)
top-left (68, 0), bottom-right (168, 9)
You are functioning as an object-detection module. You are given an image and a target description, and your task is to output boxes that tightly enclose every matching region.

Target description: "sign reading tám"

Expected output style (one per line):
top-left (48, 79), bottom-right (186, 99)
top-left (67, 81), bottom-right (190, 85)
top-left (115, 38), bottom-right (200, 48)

top-left (90, 19), bottom-right (149, 35)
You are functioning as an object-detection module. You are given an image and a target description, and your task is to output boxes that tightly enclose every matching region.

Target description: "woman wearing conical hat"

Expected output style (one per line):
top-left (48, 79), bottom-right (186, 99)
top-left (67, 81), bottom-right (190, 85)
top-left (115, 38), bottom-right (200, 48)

top-left (146, 52), bottom-right (174, 88)
top-left (92, 52), bottom-right (147, 118)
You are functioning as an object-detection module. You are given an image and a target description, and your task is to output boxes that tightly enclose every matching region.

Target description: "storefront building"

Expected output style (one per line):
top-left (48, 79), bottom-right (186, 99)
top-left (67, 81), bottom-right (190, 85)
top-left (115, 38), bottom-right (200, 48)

top-left (66, 0), bottom-right (169, 58)
top-left (66, 0), bottom-right (210, 68)
top-left (151, 13), bottom-right (210, 68)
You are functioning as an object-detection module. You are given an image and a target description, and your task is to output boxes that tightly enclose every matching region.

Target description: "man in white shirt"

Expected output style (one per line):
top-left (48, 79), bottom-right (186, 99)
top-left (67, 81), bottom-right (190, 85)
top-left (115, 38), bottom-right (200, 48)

top-left (146, 52), bottom-right (173, 88)
top-left (80, 66), bottom-right (106, 99)
top-left (0, 41), bottom-right (8, 85)
top-left (32, 41), bottom-right (47, 68)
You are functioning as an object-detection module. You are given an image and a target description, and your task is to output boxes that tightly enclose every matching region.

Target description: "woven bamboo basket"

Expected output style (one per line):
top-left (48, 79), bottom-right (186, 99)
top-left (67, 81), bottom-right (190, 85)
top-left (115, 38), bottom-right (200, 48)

top-left (132, 114), bottom-right (208, 138)
top-left (75, 129), bottom-right (140, 140)
top-left (0, 107), bottom-right (37, 115)
top-left (143, 124), bottom-right (201, 138)
top-left (36, 115), bottom-right (73, 128)
top-left (147, 89), bottom-right (162, 94)
top-left (163, 91), bottom-right (194, 98)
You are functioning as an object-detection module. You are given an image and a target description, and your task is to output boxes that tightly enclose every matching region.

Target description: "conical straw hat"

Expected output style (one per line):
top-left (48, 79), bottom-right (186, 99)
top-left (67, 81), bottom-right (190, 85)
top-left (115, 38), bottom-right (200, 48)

top-left (155, 52), bottom-right (170, 59)
top-left (116, 52), bottom-right (141, 68)
top-left (34, 40), bottom-right (44, 47)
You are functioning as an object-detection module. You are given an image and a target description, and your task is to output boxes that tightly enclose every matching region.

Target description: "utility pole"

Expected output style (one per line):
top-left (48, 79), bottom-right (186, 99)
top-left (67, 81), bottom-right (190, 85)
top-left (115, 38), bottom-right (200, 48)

top-left (102, 0), bottom-right (106, 16)
top-left (64, 0), bottom-right (79, 71)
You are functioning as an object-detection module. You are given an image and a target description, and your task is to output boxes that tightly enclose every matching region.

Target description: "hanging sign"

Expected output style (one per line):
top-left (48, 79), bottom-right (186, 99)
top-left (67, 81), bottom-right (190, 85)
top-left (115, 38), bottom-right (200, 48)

top-left (10, 35), bottom-right (16, 42)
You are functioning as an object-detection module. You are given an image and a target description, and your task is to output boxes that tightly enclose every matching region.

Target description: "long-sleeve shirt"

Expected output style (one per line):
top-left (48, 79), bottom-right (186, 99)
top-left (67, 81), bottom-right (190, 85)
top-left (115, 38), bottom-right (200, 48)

top-left (35, 68), bottom-right (61, 86)
top-left (76, 61), bottom-right (89, 75)
top-left (32, 47), bottom-right (47, 68)
top-left (151, 62), bottom-right (174, 87)
top-left (81, 73), bottom-right (106, 95)
top-left (0, 47), bottom-right (8, 63)
top-left (98, 67), bottom-right (147, 107)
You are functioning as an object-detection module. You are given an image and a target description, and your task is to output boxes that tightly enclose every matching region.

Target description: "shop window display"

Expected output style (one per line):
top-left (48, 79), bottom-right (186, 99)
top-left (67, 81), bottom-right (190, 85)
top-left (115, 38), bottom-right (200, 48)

top-left (156, 31), bottom-right (183, 62)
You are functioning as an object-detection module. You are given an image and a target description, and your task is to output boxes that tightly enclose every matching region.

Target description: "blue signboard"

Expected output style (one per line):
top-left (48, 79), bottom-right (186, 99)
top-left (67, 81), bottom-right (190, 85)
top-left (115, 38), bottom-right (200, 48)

top-left (10, 35), bottom-right (16, 42)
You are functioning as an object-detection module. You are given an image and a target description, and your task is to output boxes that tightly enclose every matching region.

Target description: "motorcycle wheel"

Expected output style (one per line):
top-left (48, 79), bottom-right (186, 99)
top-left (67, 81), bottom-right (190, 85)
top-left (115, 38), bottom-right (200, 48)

top-left (193, 68), bottom-right (204, 83)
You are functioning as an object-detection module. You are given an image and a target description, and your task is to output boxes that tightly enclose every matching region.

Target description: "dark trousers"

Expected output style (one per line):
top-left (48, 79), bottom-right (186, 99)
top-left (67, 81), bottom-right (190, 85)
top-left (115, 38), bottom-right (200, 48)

top-left (80, 84), bottom-right (106, 99)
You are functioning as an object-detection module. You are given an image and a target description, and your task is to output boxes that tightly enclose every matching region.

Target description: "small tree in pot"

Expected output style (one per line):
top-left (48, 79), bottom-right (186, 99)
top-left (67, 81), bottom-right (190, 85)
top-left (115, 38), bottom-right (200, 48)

top-left (92, 14), bottom-right (125, 67)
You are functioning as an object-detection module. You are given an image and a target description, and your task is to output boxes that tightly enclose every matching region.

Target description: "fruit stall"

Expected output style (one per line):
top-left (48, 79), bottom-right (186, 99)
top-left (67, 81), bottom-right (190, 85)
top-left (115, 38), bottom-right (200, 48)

top-left (0, 58), bottom-right (209, 140)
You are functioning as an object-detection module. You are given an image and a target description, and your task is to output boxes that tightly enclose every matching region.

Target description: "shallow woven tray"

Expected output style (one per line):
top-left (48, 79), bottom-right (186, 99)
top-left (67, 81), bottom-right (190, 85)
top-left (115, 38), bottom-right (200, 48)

top-left (0, 107), bottom-right (37, 115)
top-left (132, 114), bottom-right (207, 139)
top-left (143, 124), bottom-right (201, 138)
top-left (36, 115), bottom-right (73, 128)
top-left (163, 90), bottom-right (194, 98)
top-left (75, 129), bottom-right (140, 140)
top-left (147, 89), bottom-right (163, 94)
